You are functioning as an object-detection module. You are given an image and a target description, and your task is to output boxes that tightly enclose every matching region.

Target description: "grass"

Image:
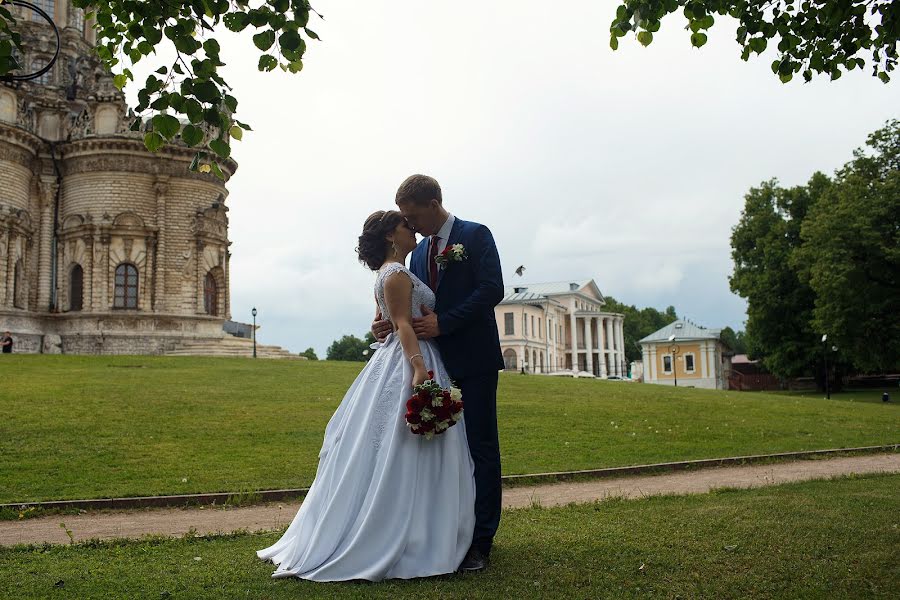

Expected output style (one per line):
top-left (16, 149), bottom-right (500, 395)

top-left (1, 473), bottom-right (897, 599)
top-left (1, 355), bottom-right (898, 504)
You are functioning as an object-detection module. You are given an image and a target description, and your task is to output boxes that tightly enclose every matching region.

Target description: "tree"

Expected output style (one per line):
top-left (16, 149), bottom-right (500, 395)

top-left (794, 120), bottom-right (900, 372)
top-left (730, 120), bottom-right (899, 379)
top-left (603, 297), bottom-right (679, 363)
top-left (611, 1), bottom-right (898, 83)
top-left (719, 326), bottom-right (747, 355)
top-left (325, 334), bottom-right (370, 362)
top-left (0, 0), bottom-right (321, 176)
top-left (299, 347), bottom-right (318, 360)
top-left (729, 176), bottom-right (828, 378)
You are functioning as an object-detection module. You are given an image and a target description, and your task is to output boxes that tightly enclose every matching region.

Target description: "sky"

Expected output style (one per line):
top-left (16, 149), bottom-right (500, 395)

top-left (133, 1), bottom-right (900, 356)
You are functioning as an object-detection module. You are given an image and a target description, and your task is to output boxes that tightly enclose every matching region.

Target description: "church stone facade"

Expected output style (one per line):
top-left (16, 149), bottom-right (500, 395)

top-left (0, 1), bottom-right (237, 354)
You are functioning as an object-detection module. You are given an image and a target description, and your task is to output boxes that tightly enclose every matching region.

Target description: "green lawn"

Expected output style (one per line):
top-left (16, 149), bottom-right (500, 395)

top-left (1, 474), bottom-right (897, 599)
top-left (1, 355), bottom-right (898, 503)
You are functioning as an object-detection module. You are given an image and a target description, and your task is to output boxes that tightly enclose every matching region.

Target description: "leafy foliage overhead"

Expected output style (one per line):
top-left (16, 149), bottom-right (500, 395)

top-left (611, 1), bottom-right (899, 83)
top-left (0, 0), bottom-right (321, 177)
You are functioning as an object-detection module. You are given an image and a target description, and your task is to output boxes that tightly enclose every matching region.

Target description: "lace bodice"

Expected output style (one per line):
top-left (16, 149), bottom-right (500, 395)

top-left (375, 262), bottom-right (435, 322)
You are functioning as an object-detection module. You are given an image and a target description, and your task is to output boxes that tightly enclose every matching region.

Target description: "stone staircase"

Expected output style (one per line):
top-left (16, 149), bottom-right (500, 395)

top-left (163, 336), bottom-right (304, 359)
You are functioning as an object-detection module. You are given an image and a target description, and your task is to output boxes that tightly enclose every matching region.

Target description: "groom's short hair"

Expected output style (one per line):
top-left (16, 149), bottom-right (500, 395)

top-left (396, 174), bottom-right (442, 206)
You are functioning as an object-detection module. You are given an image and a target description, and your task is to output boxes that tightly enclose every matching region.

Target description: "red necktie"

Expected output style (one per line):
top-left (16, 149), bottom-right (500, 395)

top-left (428, 235), bottom-right (440, 290)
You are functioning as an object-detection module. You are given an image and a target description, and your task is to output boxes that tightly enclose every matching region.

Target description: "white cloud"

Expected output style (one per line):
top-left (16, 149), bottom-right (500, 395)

top-left (128, 1), bottom-right (900, 354)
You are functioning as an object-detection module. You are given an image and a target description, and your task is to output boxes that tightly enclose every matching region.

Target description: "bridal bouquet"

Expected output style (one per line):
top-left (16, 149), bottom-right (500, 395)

top-left (405, 371), bottom-right (464, 439)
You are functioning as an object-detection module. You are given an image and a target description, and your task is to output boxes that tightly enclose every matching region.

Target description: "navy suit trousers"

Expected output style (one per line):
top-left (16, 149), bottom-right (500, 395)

top-left (458, 371), bottom-right (501, 555)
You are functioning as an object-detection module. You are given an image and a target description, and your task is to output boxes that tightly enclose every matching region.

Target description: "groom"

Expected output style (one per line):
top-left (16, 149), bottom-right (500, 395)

top-left (374, 174), bottom-right (505, 572)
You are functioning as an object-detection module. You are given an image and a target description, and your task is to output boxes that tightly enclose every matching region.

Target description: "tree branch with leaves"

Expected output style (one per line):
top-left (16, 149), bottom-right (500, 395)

top-left (0, 0), bottom-right (321, 178)
top-left (611, 0), bottom-right (898, 83)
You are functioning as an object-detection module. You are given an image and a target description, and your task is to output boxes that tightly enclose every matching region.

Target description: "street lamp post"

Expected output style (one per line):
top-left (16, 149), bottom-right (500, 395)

top-left (252, 307), bottom-right (258, 359)
top-left (822, 334), bottom-right (829, 399)
top-left (668, 334), bottom-right (679, 387)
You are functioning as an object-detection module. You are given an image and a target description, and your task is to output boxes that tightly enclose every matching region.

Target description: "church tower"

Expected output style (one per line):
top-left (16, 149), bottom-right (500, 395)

top-left (0, 1), bottom-right (238, 354)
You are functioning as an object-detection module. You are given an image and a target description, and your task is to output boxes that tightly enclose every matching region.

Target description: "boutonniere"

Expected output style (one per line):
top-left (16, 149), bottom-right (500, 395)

top-left (434, 243), bottom-right (467, 270)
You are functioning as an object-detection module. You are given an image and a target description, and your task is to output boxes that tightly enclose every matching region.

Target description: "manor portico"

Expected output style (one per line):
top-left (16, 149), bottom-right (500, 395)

top-left (494, 280), bottom-right (626, 377)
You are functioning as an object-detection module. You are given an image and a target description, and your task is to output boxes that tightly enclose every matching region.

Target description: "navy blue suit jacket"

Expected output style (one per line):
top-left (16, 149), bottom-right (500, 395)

top-left (410, 218), bottom-right (505, 380)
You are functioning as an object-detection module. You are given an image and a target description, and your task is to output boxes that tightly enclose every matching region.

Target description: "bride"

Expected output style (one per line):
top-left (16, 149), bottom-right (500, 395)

top-left (257, 210), bottom-right (476, 581)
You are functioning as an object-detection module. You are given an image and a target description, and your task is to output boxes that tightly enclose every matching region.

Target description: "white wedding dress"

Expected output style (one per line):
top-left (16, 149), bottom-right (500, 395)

top-left (257, 262), bottom-right (476, 581)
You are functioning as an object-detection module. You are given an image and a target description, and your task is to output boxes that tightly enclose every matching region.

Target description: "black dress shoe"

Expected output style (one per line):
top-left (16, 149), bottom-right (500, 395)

top-left (458, 547), bottom-right (489, 572)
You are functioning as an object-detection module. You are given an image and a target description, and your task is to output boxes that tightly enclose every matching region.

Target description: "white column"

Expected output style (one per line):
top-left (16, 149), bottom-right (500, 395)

top-left (569, 311), bottom-right (577, 371)
top-left (617, 318), bottom-right (626, 376)
top-left (36, 179), bottom-right (57, 311)
top-left (641, 345), bottom-right (649, 381)
top-left (584, 317), bottom-right (593, 376)
top-left (700, 341), bottom-right (708, 378)
top-left (153, 178), bottom-right (169, 312)
top-left (604, 317), bottom-right (614, 375)
top-left (598, 317), bottom-right (608, 378)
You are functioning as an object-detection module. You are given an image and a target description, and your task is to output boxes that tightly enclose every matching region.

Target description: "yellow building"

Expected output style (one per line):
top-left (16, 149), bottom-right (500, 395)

top-left (639, 320), bottom-right (731, 389)
top-left (494, 280), bottom-right (626, 377)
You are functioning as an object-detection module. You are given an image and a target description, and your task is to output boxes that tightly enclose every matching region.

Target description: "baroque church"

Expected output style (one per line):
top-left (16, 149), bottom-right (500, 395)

top-left (0, 1), bottom-right (238, 354)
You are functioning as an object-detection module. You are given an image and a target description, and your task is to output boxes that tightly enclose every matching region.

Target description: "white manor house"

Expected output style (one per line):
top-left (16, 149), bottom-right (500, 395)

top-left (493, 280), bottom-right (626, 377)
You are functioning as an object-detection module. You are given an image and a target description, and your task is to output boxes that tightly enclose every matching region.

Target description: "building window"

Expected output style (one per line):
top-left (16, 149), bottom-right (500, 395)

top-left (31, 0), bottom-right (55, 22)
top-left (503, 348), bottom-right (517, 371)
top-left (685, 353), bottom-right (695, 373)
top-left (30, 59), bottom-right (51, 85)
top-left (663, 355), bottom-right (673, 374)
top-left (69, 6), bottom-right (84, 32)
top-left (531, 316), bottom-right (535, 337)
top-left (538, 317), bottom-right (542, 339)
top-left (523, 313), bottom-right (528, 337)
top-left (113, 263), bottom-right (139, 309)
top-left (69, 264), bottom-right (83, 311)
top-left (204, 272), bottom-right (218, 316)
top-left (504, 312), bottom-right (514, 335)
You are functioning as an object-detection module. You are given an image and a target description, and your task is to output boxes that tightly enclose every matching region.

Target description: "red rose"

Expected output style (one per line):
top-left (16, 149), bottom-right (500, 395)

top-left (417, 389), bottom-right (430, 401)
top-left (434, 405), bottom-right (452, 421)
top-left (442, 390), bottom-right (451, 400)
top-left (406, 412), bottom-right (421, 425)
top-left (440, 247), bottom-right (451, 256)
top-left (428, 370), bottom-right (434, 379)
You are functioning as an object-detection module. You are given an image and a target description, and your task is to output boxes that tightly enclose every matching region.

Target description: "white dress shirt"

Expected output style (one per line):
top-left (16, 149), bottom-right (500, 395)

top-left (433, 213), bottom-right (455, 254)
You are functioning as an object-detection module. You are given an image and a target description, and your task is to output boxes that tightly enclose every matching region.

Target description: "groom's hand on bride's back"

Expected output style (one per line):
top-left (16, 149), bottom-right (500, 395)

top-left (371, 313), bottom-right (393, 343)
top-left (412, 305), bottom-right (441, 339)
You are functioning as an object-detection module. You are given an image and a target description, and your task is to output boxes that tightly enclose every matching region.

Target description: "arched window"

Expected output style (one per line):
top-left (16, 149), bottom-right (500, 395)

top-left (69, 264), bottom-right (83, 311)
top-left (204, 271), bottom-right (218, 316)
top-left (532, 350), bottom-right (537, 373)
top-left (13, 260), bottom-right (25, 309)
top-left (502, 349), bottom-right (517, 371)
top-left (114, 263), bottom-right (138, 309)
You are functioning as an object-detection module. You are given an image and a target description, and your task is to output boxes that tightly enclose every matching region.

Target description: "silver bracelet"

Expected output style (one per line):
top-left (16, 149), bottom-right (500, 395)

top-left (408, 353), bottom-right (424, 365)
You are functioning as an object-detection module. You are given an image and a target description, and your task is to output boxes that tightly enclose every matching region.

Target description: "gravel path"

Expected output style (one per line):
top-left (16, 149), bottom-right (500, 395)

top-left (2, 453), bottom-right (898, 547)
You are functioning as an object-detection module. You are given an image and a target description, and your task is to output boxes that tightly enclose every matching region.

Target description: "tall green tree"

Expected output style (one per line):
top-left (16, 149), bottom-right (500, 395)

top-left (603, 297), bottom-right (678, 362)
top-left (611, 1), bottom-right (899, 83)
top-left (325, 334), bottom-right (369, 362)
top-left (719, 326), bottom-right (747, 355)
top-left (729, 175), bottom-right (830, 378)
top-left (794, 121), bottom-right (900, 372)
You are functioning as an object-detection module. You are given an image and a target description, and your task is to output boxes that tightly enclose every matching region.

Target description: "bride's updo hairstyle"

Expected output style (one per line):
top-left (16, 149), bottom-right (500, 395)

top-left (356, 210), bottom-right (405, 271)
